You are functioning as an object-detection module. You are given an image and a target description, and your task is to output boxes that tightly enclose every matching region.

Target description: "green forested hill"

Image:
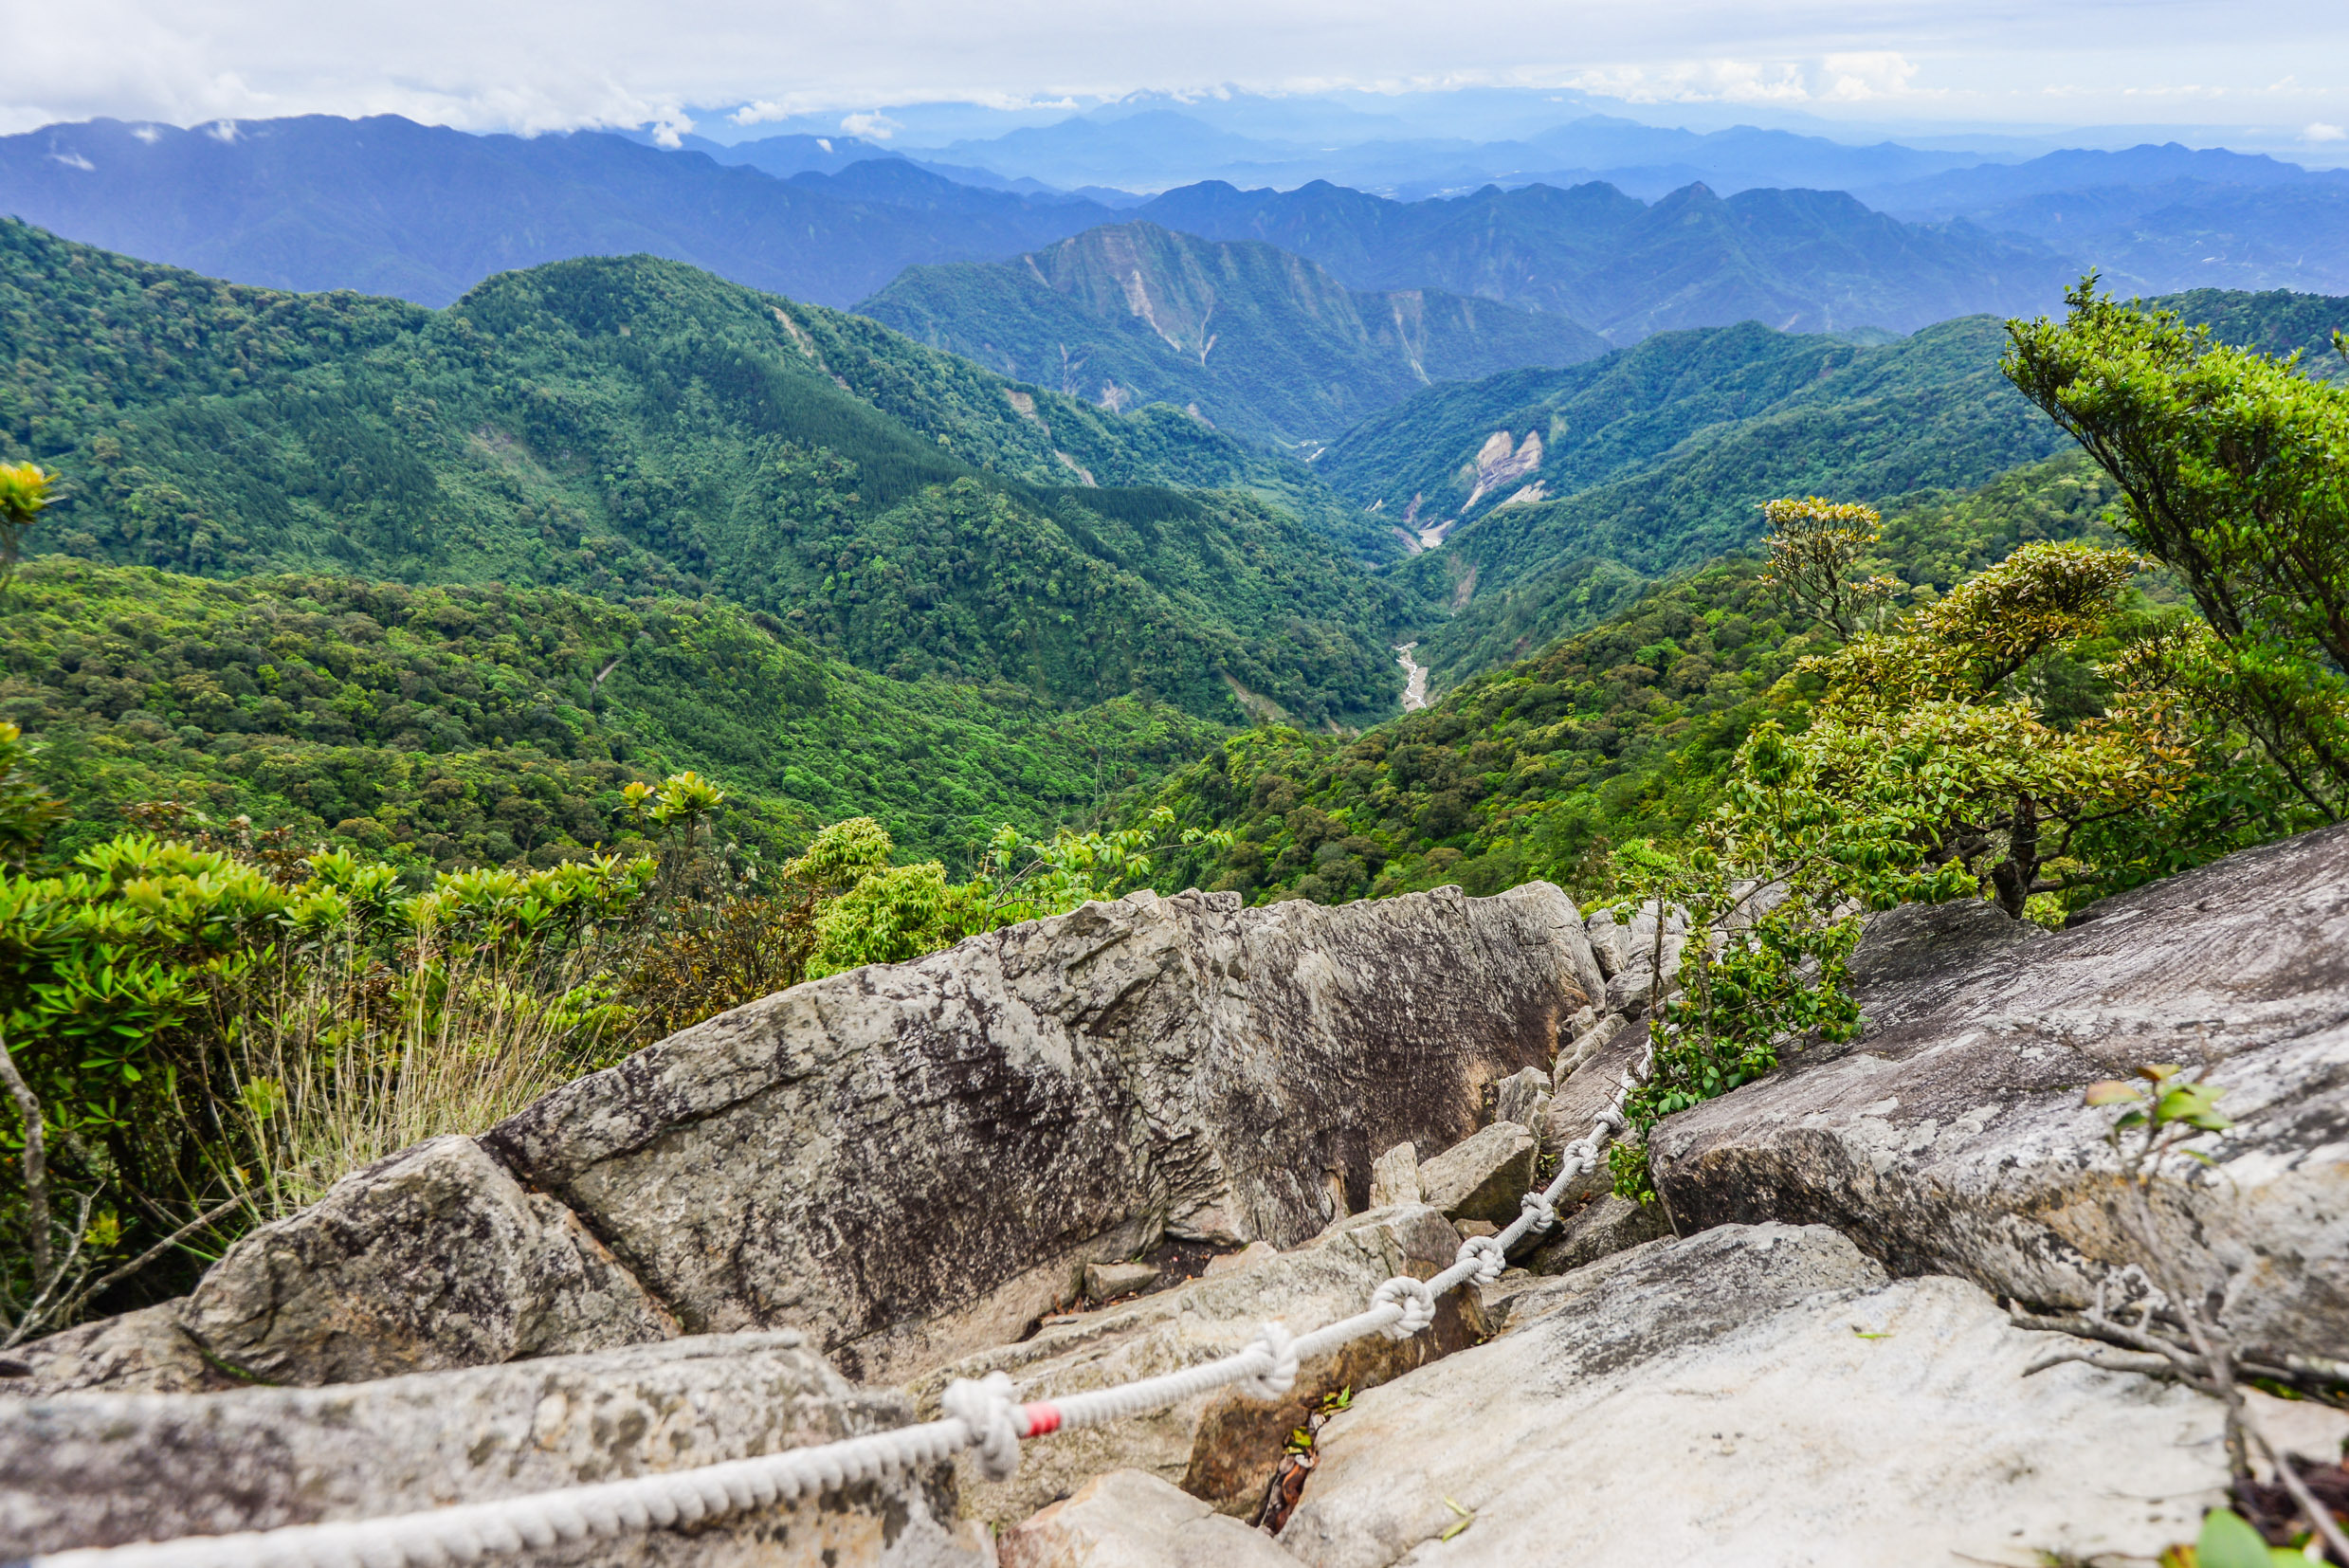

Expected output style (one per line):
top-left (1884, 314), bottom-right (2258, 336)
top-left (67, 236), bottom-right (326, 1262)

top-left (3, 221), bottom-right (1406, 724)
top-left (1333, 287), bottom-right (2348, 687)
top-left (1132, 452), bottom-right (2138, 905)
top-left (4, 559), bottom-right (1221, 870)
top-left (1345, 316), bottom-right (2070, 682)
top-left (858, 221), bottom-right (1607, 450)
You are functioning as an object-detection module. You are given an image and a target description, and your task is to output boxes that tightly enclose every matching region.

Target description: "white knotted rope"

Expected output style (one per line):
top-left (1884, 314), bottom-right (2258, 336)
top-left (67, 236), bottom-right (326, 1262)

top-left (34, 1039), bottom-right (1655, 1568)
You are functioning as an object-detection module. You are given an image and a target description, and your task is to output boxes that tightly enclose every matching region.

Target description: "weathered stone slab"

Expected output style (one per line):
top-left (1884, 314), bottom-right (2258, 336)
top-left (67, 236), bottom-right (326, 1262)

top-left (1415, 1122), bottom-right (1536, 1223)
top-left (0, 1303), bottom-right (219, 1396)
top-left (0, 1332), bottom-right (989, 1566)
top-left (1522, 1192), bottom-right (1672, 1276)
top-left (1279, 1224), bottom-right (2349, 1567)
top-left (997, 1468), bottom-right (1303, 1567)
top-left (25, 884), bottom-right (1593, 1395)
top-left (1490, 1067), bottom-right (1549, 1130)
top-left (1084, 1261), bottom-right (1159, 1304)
top-left (1366, 1143), bottom-right (1419, 1208)
top-left (483, 884), bottom-right (1592, 1383)
top-left (1651, 826), bottom-right (2349, 1358)
top-left (180, 1134), bottom-right (678, 1386)
top-left (909, 1205), bottom-right (1482, 1535)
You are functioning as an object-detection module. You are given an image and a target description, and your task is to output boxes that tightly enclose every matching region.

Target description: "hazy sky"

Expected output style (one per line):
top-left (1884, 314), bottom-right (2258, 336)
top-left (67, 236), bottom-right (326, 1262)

top-left (10, 0), bottom-right (2347, 145)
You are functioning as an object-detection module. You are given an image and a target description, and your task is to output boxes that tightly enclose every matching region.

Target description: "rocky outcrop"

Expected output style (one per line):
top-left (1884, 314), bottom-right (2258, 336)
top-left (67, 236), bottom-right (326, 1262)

top-left (2, 1303), bottom-right (220, 1395)
top-left (482, 884), bottom-right (1588, 1385)
top-left (1650, 826), bottom-right (2349, 1358)
top-left (184, 1136), bottom-right (680, 1386)
top-left (38, 882), bottom-right (1594, 1394)
top-left (0, 1332), bottom-right (990, 1566)
top-left (998, 1468), bottom-right (1302, 1567)
top-left (1414, 1122), bottom-right (1535, 1222)
top-left (909, 1204), bottom-right (1481, 1534)
top-left (1279, 1223), bottom-right (2349, 1566)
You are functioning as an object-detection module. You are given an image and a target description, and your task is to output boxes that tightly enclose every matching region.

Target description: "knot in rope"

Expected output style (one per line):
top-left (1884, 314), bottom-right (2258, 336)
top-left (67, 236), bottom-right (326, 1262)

top-left (1519, 1191), bottom-right (1557, 1232)
top-left (1458, 1233), bottom-right (1507, 1284)
top-left (941, 1371), bottom-right (1023, 1481)
top-left (1593, 1105), bottom-right (1628, 1133)
top-left (1370, 1275), bottom-right (1438, 1340)
top-left (1236, 1322), bottom-right (1300, 1401)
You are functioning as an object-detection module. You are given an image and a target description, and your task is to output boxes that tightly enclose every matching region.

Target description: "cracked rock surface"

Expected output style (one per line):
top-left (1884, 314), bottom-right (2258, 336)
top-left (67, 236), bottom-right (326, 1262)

top-left (1651, 824), bottom-right (2349, 1358)
top-left (23, 881), bottom-right (1595, 1394)
top-left (0, 1332), bottom-right (990, 1566)
top-left (1279, 1224), bottom-right (2349, 1566)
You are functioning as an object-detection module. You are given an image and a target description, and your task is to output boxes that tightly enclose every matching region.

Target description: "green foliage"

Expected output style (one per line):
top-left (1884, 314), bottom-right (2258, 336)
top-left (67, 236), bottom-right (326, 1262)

top-left (0, 558), bottom-right (1230, 874)
top-left (0, 460), bottom-right (53, 578)
top-left (1132, 453), bottom-right (2139, 909)
top-left (2004, 279), bottom-right (2349, 819)
top-left (0, 223), bottom-right (1401, 725)
top-left (1326, 316), bottom-right (2074, 684)
top-left (1608, 534), bottom-right (2202, 1198)
top-left (0, 816), bottom-right (658, 1332)
top-left (0, 721), bottom-right (65, 862)
top-left (1757, 497), bottom-right (1903, 639)
top-left (798, 807), bottom-right (1230, 979)
top-left (2180, 1507), bottom-right (2309, 1568)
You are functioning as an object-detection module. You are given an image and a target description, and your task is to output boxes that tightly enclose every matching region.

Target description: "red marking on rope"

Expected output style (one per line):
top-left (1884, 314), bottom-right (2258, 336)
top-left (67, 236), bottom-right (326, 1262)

top-left (1020, 1401), bottom-right (1063, 1437)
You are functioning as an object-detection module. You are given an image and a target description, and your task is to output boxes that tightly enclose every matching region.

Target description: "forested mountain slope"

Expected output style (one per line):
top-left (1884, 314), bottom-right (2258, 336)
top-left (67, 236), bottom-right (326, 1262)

top-left (2, 221), bottom-right (1408, 723)
top-left (1350, 317), bottom-right (2070, 680)
top-left (3, 561), bottom-right (1218, 871)
top-left (1134, 178), bottom-right (2075, 340)
top-left (0, 117), bottom-right (1113, 308)
top-left (1134, 451), bottom-right (2137, 907)
top-left (1338, 287), bottom-right (2349, 685)
top-left (858, 221), bottom-right (1607, 448)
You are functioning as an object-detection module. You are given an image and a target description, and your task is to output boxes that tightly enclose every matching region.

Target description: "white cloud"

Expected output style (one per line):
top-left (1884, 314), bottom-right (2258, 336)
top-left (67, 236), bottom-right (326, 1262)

top-left (1820, 52), bottom-right (1919, 101)
top-left (1562, 58), bottom-right (1812, 106)
top-left (2307, 121), bottom-right (2348, 141)
top-left (3, 0), bottom-right (2345, 138)
top-left (839, 111), bottom-right (901, 139)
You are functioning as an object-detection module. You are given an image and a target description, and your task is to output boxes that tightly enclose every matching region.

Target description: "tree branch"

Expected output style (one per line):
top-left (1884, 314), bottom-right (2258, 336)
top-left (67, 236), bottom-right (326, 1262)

top-left (0, 1027), bottom-right (50, 1290)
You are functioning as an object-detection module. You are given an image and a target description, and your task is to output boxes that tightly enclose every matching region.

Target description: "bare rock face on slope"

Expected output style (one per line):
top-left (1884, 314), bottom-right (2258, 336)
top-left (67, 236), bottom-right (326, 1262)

top-left (91, 882), bottom-right (1593, 1391)
top-left (483, 884), bottom-right (1590, 1384)
top-left (0, 1332), bottom-right (990, 1567)
top-left (1277, 1224), bottom-right (2349, 1566)
top-left (1650, 824), bottom-right (2349, 1358)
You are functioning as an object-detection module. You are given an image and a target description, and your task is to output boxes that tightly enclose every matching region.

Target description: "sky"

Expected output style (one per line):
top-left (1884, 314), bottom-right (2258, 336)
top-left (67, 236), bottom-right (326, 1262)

top-left (9, 0), bottom-right (2348, 152)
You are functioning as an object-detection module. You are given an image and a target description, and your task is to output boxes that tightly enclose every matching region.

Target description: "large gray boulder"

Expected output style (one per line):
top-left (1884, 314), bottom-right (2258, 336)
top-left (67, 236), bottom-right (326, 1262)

top-left (0, 1331), bottom-right (990, 1566)
top-left (1650, 825), bottom-right (2349, 1358)
top-left (183, 1135), bottom-right (680, 1385)
top-left (998, 1468), bottom-right (1303, 1567)
top-left (1278, 1224), bottom-right (2349, 1566)
top-left (1413, 1122), bottom-right (1535, 1223)
top-left (909, 1203), bottom-right (1480, 1535)
top-left (66, 882), bottom-right (1592, 1393)
top-left (482, 884), bottom-right (1588, 1385)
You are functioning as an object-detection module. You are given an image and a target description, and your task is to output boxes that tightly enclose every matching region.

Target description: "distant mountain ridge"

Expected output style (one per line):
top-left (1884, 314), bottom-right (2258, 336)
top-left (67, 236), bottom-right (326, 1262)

top-left (909, 108), bottom-right (1997, 200)
top-left (0, 116), bottom-right (1115, 307)
top-left (1135, 178), bottom-right (2076, 340)
top-left (859, 221), bottom-right (1608, 448)
top-left (1852, 146), bottom-right (2349, 298)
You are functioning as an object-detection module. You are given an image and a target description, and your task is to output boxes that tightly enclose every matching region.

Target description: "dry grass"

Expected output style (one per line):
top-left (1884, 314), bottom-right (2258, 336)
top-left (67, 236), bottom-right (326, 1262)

top-left (229, 938), bottom-right (595, 1218)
